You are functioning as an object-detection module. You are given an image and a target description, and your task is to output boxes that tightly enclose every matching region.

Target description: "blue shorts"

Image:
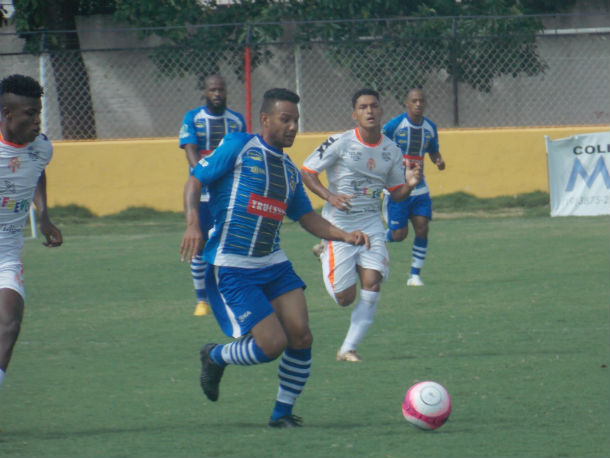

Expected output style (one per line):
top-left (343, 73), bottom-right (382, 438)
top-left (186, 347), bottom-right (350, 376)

top-left (205, 261), bottom-right (306, 338)
top-left (385, 193), bottom-right (432, 230)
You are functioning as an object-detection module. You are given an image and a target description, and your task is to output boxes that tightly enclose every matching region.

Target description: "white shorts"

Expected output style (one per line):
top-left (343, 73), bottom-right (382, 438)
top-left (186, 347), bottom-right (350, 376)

top-left (320, 232), bottom-right (389, 299)
top-left (0, 261), bottom-right (25, 299)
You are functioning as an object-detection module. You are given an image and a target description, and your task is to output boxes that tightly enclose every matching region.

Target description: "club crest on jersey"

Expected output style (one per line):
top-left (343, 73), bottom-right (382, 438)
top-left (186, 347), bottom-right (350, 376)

top-left (248, 193), bottom-right (287, 221)
top-left (366, 157), bottom-right (376, 171)
top-left (8, 157), bottom-right (20, 173)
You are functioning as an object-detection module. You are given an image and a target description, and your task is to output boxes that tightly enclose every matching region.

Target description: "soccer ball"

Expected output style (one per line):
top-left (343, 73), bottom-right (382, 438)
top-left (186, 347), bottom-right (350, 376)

top-left (402, 381), bottom-right (451, 430)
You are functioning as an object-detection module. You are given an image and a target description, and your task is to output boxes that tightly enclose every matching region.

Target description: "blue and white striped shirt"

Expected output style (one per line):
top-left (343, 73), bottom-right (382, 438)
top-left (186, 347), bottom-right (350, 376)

top-left (383, 113), bottom-right (439, 196)
top-left (191, 133), bottom-right (313, 268)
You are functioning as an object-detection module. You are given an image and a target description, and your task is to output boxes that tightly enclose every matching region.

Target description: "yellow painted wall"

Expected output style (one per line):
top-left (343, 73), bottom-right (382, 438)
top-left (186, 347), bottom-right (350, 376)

top-left (46, 125), bottom-right (609, 215)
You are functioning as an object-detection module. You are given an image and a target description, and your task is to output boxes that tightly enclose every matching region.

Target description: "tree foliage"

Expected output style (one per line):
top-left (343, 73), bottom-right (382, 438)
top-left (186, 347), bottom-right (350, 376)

top-left (0, 0), bottom-right (580, 126)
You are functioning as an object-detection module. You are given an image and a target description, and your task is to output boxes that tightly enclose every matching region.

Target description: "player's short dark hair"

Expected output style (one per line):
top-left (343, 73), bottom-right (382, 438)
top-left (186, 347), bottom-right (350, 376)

top-left (352, 88), bottom-right (379, 108)
top-left (0, 74), bottom-right (44, 99)
top-left (260, 88), bottom-right (300, 114)
top-left (203, 73), bottom-right (225, 88)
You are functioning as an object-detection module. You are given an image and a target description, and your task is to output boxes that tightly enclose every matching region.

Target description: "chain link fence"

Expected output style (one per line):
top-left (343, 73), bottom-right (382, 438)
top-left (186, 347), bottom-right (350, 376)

top-left (1, 14), bottom-right (608, 140)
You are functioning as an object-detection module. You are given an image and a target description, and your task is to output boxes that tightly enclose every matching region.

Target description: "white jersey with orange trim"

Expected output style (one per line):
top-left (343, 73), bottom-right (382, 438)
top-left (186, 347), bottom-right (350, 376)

top-left (0, 133), bottom-right (52, 258)
top-left (302, 128), bottom-right (405, 234)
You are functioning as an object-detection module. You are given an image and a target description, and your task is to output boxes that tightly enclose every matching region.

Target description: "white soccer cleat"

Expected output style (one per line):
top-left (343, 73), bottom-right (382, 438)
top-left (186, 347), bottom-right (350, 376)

top-left (336, 350), bottom-right (362, 362)
top-left (406, 275), bottom-right (424, 287)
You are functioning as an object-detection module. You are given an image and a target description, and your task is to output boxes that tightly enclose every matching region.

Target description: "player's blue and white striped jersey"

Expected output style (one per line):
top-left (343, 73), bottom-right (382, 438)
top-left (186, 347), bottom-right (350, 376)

top-left (382, 113), bottom-right (439, 196)
top-left (191, 133), bottom-right (313, 268)
top-left (179, 106), bottom-right (246, 154)
top-left (179, 106), bottom-right (246, 202)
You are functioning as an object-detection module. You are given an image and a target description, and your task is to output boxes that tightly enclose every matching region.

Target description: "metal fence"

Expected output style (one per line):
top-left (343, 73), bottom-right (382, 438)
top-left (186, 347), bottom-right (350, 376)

top-left (1, 14), bottom-right (609, 141)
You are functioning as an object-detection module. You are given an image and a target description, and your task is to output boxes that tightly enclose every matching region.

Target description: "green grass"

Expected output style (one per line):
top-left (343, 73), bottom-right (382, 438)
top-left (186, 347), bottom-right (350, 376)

top-left (1, 196), bottom-right (608, 458)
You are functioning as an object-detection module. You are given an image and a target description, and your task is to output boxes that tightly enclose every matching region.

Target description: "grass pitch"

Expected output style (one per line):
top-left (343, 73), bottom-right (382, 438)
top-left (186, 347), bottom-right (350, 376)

top-left (1, 204), bottom-right (608, 458)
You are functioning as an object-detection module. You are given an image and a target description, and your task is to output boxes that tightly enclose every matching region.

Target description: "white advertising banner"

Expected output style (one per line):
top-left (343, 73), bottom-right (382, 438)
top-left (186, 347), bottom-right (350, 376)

top-left (545, 131), bottom-right (610, 216)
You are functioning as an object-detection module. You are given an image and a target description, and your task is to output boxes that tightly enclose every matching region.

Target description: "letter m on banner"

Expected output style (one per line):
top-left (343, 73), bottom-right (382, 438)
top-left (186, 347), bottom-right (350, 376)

top-left (545, 131), bottom-right (610, 216)
top-left (566, 157), bottom-right (610, 191)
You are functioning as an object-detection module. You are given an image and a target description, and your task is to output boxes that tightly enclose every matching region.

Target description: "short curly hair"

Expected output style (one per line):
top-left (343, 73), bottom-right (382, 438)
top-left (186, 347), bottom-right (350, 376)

top-left (0, 74), bottom-right (44, 99)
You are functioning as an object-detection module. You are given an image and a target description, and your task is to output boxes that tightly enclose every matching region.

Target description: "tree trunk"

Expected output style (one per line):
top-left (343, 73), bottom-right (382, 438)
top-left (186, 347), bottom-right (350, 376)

top-left (44, 1), bottom-right (97, 140)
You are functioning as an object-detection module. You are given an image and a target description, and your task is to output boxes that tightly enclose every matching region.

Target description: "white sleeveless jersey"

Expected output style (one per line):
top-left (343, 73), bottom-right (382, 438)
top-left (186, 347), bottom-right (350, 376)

top-left (0, 133), bottom-right (53, 257)
top-left (302, 128), bottom-right (405, 234)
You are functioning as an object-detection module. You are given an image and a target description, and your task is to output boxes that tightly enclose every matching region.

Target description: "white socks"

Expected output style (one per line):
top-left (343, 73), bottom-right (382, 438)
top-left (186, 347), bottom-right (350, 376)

top-left (339, 289), bottom-right (379, 354)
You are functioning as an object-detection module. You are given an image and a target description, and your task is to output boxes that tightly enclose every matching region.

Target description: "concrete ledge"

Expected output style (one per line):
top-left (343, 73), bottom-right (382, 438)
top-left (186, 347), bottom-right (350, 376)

top-left (46, 125), bottom-right (609, 215)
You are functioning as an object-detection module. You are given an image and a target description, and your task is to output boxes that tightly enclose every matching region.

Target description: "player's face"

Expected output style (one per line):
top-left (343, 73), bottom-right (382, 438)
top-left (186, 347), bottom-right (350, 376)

top-left (261, 100), bottom-right (299, 149)
top-left (352, 95), bottom-right (383, 130)
top-left (0, 94), bottom-right (42, 145)
top-left (204, 77), bottom-right (227, 113)
top-left (405, 91), bottom-right (426, 120)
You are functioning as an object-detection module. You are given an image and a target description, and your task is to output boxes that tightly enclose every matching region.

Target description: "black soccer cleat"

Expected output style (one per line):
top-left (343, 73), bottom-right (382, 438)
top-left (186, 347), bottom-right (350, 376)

top-left (267, 414), bottom-right (303, 428)
top-left (199, 343), bottom-right (225, 402)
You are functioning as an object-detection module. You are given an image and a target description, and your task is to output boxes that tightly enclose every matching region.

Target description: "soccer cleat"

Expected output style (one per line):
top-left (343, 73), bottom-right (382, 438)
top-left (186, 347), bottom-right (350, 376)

top-left (406, 275), bottom-right (424, 287)
top-left (312, 242), bottom-right (324, 261)
top-left (268, 414), bottom-right (303, 428)
top-left (336, 350), bottom-right (362, 362)
top-left (193, 301), bottom-right (211, 316)
top-left (199, 343), bottom-right (225, 401)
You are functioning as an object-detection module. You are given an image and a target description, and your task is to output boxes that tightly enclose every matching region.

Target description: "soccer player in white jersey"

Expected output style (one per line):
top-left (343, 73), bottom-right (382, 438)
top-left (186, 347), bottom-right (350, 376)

top-left (301, 88), bottom-right (422, 363)
top-left (180, 88), bottom-right (369, 428)
top-left (179, 74), bottom-right (246, 316)
top-left (0, 74), bottom-right (63, 390)
top-left (382, 88), bottom-right (446, 287)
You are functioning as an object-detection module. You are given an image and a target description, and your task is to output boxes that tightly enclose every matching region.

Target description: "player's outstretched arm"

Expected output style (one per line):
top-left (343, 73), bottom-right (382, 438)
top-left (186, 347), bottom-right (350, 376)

top-left (33, 170), bottom-right (62, 247)
top-left (298, 211), bottom-right (369, 248)
top-left (180, 176), bottom-right (204, 262)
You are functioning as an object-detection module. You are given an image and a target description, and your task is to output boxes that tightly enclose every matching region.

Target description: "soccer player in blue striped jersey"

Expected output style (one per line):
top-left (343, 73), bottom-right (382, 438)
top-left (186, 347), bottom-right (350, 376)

top-left (382, 89), bottom-right (446, 287)
top-left (180, 88), bottom-right (369, 428)
top-left (179, 74), bottom-right (246, 316)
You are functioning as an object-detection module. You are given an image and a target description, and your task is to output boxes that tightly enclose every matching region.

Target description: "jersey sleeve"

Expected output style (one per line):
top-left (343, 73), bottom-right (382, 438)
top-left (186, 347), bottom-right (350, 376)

top-left (286, 180), bottom-right (314, 222)
top-left (191, 132), bottom-right (251, 185)
top-left (382, 114), bottom-right (402, 140)
top-left (179, 110), bottom-right (197, 147)
top-left (386, 144), bottom-right (407, 190)
top-left (301, 134), bottom-right (342, 174)
top-left (236, 112), bottom-right (247, 133)
top-left (428, 120), bottom-right (440, 154)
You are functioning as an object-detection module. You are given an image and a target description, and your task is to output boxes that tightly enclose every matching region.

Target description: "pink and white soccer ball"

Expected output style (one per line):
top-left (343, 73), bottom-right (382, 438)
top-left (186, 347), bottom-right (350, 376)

top-left (402, 381), bottom-right (451, 430)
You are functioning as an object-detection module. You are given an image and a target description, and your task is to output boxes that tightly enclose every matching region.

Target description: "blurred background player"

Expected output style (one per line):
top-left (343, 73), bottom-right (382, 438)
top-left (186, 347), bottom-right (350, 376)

top-left (382, 88), bottom-right (445, 287)
top-left (180, 88), bottom-right (369, 427)
top-left (179, 74), bottom-right (246, 316)
top-left (0, 74), bottom-right (63, 390)
top-left (301, 88), bottom-right (421, 362)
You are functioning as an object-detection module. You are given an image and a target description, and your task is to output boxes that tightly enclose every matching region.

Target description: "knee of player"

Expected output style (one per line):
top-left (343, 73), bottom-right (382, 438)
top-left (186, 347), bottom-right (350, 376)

top-left (0, 314), bottom-right (22, 338)
top-left (288, 328), bottom-right (313, 349)
top-left (335, 293), bottom-right (356, 307)
top-left (392, 229), bottom-right (408, 242)
top-left (259, 334), bottom-right (289, 360)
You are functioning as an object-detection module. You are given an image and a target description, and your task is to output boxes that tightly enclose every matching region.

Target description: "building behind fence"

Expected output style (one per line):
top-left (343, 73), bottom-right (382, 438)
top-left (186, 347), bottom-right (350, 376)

top-left (1, 13), bottom-right (609, 141)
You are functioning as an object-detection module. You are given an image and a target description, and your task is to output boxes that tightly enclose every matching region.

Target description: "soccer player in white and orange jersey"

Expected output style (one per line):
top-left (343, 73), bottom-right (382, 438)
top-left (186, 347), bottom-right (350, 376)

top-left (0, 74), bottom-right (62, 390)
top-left (301, 88), bottom-right (421, 362)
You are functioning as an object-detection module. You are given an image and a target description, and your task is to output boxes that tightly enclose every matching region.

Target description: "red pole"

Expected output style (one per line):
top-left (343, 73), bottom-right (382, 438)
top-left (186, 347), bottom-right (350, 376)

top-left (244, 45), bottom-right (252, 133)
